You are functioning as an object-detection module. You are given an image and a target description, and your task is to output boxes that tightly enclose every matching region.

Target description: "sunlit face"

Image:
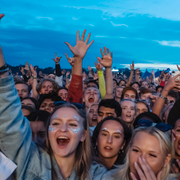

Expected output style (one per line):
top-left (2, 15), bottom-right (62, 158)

top-left (84, 87), bottom-right (100, 109)
top-left (140, 93), bottom-right (152, 101)
top-left (172, 119), bottom-right (180, 157)
top-left (58, 89), bottom-right (68, 101)
top-left (96, 120), bottom-right (125, 162)
top-left (115, 87), bottom-right (123, 99)
top-left (132, 84), bottom-right (139, 91)
top-left (123, 90), bottom-right (136, 101)
top-left (39, 99), bottom-right (55, 113)
top-left (129, 131), bottom-right (170, 179)
top-left (88, 104), bottom-right (98, 127)
top-left (15, 84), bottom-right (29, 100)
top-left (98, 106), bottom-right (117, 123)
top-left (39, 81), bottom-right (53, 94)
top-left (21, 99), bottom-right (35, 109)
top-left (136, 102), bottom-right (148, 116)
top-left (30, 121), bottom-right (46, 145)
top-left (48, 107), bottom-right (86, 158)
top-left (121, 101), bottom-right (135, 126)
top-left (141, 81), bottom-right (148, 88)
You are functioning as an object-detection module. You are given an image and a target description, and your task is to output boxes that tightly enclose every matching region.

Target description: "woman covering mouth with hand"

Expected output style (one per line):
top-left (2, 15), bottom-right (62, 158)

top-left (92, 116), bottom-right (131, 170)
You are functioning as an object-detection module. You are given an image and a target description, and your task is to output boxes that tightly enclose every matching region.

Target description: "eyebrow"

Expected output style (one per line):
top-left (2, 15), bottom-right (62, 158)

top-left (101, 129), bottom-right (122, 135)
top-left (133, 145), bottom-right (160, 154)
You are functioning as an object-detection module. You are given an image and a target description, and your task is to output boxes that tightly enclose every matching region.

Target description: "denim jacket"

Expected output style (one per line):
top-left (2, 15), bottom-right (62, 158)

top-left (0, 74), bottom-right (106, 180)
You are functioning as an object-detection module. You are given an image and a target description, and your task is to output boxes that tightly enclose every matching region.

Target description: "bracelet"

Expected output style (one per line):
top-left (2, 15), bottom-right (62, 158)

top-left (159, 94), bottom-right (167, 100)
top-left (0, 63), bottom-right (8, 71)
top-left (32, 76), bottom-right (37, 79)
top-left (0, 67), bottom-right (9, 72)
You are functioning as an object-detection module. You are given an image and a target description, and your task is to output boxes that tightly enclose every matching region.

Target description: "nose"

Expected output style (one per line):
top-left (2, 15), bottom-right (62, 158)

top-left (107, 135), bottom-right (113, 144)
top-left (60, 123), bottom-right (68, 132)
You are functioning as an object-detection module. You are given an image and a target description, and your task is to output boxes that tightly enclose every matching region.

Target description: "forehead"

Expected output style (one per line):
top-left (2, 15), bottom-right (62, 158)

top-left (42, 98), bottom-right (54, 104)
top-left (133, 131), bottom-right (161, 153)
top-left (22, 99), bottom-right (33, 104)
top-left (90, 104), bottom-right (98, 110)
top-left (121, 100), bottom-right (134, 107)
top-left (59, 89), bottom-right (68, 93)
top-left (101, 120), bottom-right (124, 133)
top-left (116, 87), bottom-right (123, 91)
top-left (85, 87), bottom-right (99, 93)
top-left (30, 121), bottom-right (45, 132)
top-left (175, 119), bottom-right (180, 128)
top-left (51, 107), bottom-right (82, 122)
top-left (136, 102), bottom-right (147, 109)
top-left (15, 83), bottom-right (28, 90)
top-left (42, 81), bottom-right (53, 86)
top-left (99, 106), bottom-right (115, 113)
top-left (124, 90), bottom-right (136, 96)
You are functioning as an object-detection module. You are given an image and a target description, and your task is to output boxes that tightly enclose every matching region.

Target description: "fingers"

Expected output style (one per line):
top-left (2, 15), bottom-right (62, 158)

top-left (88, 40), bottom-right (94, 48)
top-left (104, 47), bottom-right (107, 55)
top-left (0, 14), bottom-right (5, 20)
top-left (64, 42), bottom-right (73, 52)
top-left (76, 30), bottom-right (80, 43)
top-left (111, 52), bottom-right (113, 58)
top-left (130, 172), bottom-right (138, 180)
top-left (65, 53), bottom-right (69, 59)
top-left (100, 48), bottom-right (104, 57)
top-left (85, 33), bottom-right (91, 44)
top-left (157, 170), bottom-right (163, 180)
top-left (177, 65), bottom-right (180, 71)
top-left (94, 62), bottom-right (97, 67)
top-left (97, 57), bottom-right (103, 65)
top-left (172, 164), bottom-right (179, 173)
top-left (55, 53), bottom-right (57, 58)
top-left (134, 162), bottom-right (146, 180)
top-left (81, 29), bottom-right (86, 41)
top-left (107, 48), bottom-right (109, 55)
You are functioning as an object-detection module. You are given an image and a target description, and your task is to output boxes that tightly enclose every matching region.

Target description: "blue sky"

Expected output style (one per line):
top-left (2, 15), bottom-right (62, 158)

top-left (1, 0), bottom-right (180, 71)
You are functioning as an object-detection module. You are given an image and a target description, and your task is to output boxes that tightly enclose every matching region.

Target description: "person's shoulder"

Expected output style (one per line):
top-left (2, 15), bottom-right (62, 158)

top-left (101, 169), bottom-right (117, 180)
top-left (168, 173), bottom-right (179, 180)
top-left (90, 161), bottom-right (107, 180)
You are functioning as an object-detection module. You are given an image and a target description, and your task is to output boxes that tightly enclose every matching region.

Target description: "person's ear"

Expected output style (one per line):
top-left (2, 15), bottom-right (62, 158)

top-left (80, 130), bottom-right (86, 142)
top-left (164, 154), bottom-right (171, 168)
top-left (121, 140), bottom-right (126, 150)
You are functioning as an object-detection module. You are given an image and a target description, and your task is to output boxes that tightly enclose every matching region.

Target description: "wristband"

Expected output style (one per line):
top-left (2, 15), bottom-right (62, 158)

top-left (32, 76), bottom-right (37, 79)
top-left (159, 94), bottom-right (167, 101)
top-left (0, 63), bottom-right (9, 71)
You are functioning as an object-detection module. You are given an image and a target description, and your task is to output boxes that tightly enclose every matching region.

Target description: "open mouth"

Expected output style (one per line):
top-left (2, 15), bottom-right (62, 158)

top-left (56, 136), bottom-right (70, 148)
top-left (126, 114), bottom-right (131, 118)
top-left (104, 146), bottom-right (112, 151)
top-left (92, 117), bottom-right (97, 122)
top-left (88, 97), bottom-right (94, 103)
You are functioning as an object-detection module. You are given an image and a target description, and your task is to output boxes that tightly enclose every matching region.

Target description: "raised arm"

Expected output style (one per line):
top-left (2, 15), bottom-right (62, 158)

top-left (98, 47), bottom-right (113, 99)
top-left (126, 61), bottom-right (134, 87)
top-left (65, 29), bottom-right (94, 103)
top-left (152, 73), bottom-right (180, 116)
top-left (95, 58), bottom-right (106, 99)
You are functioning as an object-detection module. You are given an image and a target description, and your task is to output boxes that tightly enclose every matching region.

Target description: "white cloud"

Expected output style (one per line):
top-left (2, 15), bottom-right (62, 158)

top-left (95, 35), bottom-right (108, 38)
top-left (121, 63), bottom-right (178, 71)
top-left (110, 21), bottom-right (128, 27)
top-left (72, 17), bottom-right (79, 20)
top-left (89, 24), bottom-right (94, 26)
top-left (155, 40), bottom-right (180, 48)
top-left (36, 16), bottom-right (53, 20)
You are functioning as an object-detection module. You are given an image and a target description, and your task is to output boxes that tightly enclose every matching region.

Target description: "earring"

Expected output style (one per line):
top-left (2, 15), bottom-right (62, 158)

top-left (94, 146), bottom-right (98, 155)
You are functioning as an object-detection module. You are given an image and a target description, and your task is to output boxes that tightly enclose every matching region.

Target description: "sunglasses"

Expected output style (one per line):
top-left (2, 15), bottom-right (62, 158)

top-left (137, 119), bottom-right (172, 132)
top-left (54, 101), bottom-right (85, 110)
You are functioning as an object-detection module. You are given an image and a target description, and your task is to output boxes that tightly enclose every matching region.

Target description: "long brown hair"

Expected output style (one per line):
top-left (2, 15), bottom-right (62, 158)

top-left (45, 103), bottom-right (92, 180)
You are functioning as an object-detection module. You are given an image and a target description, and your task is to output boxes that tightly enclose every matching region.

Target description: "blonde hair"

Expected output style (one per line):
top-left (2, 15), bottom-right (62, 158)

top-left (113, 126), bottom-right (174, 180)
top-left (45, 103), bottom-right (92, 180)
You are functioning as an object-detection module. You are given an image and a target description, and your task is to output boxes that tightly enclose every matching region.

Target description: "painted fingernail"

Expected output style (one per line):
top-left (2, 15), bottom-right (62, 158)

top-left (134, 162), bottom-right (137, 166)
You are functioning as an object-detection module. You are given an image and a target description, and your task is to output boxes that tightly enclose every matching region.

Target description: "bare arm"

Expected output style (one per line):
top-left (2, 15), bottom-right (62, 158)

top-left (30, 65), bottom-right (38, 100)
top-left (126, 61), bottom-right (134, 87)
top-left (98, 47), bottom-right (113, 99)
top-left (152, 74), bottom-right (180, 116)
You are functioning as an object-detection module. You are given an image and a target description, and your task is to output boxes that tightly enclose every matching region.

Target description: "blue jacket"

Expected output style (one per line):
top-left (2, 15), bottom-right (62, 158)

top-left (0, 74), bottom-right (106, 180)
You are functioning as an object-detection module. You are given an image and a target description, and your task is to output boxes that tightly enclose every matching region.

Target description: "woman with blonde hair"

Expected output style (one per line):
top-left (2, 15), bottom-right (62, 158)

top-left (102, 119), bottom-right (177, 180)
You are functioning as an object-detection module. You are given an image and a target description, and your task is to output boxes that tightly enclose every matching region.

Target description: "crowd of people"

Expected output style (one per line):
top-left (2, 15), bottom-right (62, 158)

top-left (1, 13), bottom-right (180, 180)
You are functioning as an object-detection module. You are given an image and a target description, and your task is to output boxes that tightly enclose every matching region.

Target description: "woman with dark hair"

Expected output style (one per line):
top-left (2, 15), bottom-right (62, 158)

top-left (21, 97), bottom-right (39, 109)
top-left (92, 116), bottom-right (131, 170)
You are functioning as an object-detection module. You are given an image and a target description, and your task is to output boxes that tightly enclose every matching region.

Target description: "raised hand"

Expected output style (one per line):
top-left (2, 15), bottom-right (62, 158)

top-left (130, 61), bottom-right (134, 71)
top-left (98, 47), bottom-right (113, 68)
top-left (24, 62), bottom-right (30, 71)
top-left (65, 29), bottom-right (94, 60)
top-left (66, 71), bottom-right (70, 77)
top-left (135, 68), bottom-right (140, 75)
top-left (177, 65), bottom-right (180, 71)
top-left (52, 53), bottom-right (61, 64)
top-left (0, 14), bottom-right (5, 20)
top-left (88, 65), bottom-right (92, 72)
top-left (20, 66), bottom-right (25, 74)
top-left (65, 53), bottom-right (74, 67)
top-left (130, 157), bottom-right (163, 180)
top-left (164, 73), bottom-right (180, 91)
top-left (151, 69), bottom-right (155, 75)
top-left (95, 58), bottom-right (103, 71)
top-left (30, 64), bottom-right (37, 78)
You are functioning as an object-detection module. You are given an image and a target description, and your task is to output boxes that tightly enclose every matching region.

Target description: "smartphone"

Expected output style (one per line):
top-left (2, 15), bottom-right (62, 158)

top-left (171, 71), bottom-right (180, 80)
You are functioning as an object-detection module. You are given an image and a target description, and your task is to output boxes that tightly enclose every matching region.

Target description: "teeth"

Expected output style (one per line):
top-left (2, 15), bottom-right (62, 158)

top-left (105, 147), bottom-right (111, 149)
top-left (57, 137), bottom-right (68, 139)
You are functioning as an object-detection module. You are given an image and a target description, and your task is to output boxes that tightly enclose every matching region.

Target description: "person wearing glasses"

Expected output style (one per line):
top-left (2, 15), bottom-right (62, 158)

top-left (102, 119), bottom-right (177, 180)
top-left (0, 27), bottom-right (106, 179)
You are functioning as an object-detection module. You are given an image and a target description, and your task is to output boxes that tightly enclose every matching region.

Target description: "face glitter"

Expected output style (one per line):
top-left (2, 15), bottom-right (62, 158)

top-left (116, 130), bottom-right (122, 134)
top-left (102, 128), bottom-right (107, 131)
top-left (73, 116), bottom-right (79, 121)
top-left (70, 128), bottom-right (80, 134)
top-left (49, 126), bottom-right (56, 132)
top-left (53, 115), bottom-right (58, 119)
top-left (64, 115), bottom-right (67, 117)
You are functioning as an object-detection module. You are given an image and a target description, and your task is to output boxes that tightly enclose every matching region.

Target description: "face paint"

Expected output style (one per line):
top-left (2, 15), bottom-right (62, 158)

top-left (70, 128), bottom-right (80, 134)
top-left (73, 116), bottom-right (79, 121)
top-left (116, 130), bottom-right (122, 134)
top-left (53, 115), bottom-right (58, 119)
top-left (64, 115), bottom-right (67, 117)
top-left (49, 126), bottom-right (56, 132)
top-left (102, 128), bottom-right (107, 131)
